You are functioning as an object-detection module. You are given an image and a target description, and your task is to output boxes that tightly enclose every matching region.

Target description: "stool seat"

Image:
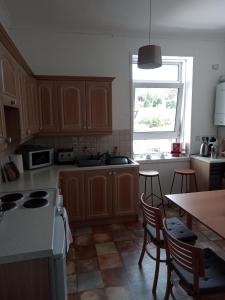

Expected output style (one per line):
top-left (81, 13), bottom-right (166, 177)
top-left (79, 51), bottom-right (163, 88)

top-left (139, 170), bottom-right (159, 177)
top-left (174, 168), bottom-right (196, 175)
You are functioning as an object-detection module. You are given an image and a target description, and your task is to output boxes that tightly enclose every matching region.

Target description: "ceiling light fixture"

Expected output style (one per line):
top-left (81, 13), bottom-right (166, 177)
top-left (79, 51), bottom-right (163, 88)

top-left (138, 0), bottom-right (162, 69)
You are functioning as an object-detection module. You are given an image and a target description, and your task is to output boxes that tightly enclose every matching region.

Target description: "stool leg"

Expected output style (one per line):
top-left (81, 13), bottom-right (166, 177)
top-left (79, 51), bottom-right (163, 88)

top-left (150, 176), bottom-right (153, 206)
top-left (157, 175), bottom-right (166, 216)
top-left (194, 174), bottom-right (198, 192)
top-left (179, 175), bottom-right (185, 217)
top-left (181, 175), bottom-right (184, 193)
top-left (186, 175), bottom-right (188, 193)
top-left (168, 172), bottom-right (176, 207)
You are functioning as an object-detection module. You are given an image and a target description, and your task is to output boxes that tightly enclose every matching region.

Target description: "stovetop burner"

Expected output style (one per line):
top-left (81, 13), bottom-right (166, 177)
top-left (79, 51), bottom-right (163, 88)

top-left (29, 191), bottom-right (48, 198)
top-left (0, 202), bottom-right (17, 211)
top-left (23, 198), bottom-right (49, 208)
top-left (0, 193), bottom-right (23, 203)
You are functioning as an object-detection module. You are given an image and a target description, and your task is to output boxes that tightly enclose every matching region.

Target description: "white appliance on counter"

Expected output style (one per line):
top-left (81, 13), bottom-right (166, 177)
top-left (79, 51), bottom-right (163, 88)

top-left (214, 82), bottom-right (225, 125)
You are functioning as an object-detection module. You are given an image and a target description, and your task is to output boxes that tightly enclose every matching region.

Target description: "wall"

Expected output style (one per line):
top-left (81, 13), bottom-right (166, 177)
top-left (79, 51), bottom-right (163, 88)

top-left (8, 29), bottom-right (225, 154)
top-left (3, 28), bottom-right (225, 192)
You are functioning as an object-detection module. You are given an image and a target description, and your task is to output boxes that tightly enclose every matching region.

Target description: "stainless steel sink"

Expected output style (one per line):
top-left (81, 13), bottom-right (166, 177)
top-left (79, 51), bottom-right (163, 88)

top-left (76, 154), bottom-right (131, 167)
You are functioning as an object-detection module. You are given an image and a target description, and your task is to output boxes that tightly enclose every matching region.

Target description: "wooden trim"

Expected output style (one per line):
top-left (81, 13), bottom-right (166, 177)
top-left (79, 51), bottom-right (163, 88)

top-left (35, 75), bottom-right (115, 82)
top-left (0, 22), bottom-right (33, 76)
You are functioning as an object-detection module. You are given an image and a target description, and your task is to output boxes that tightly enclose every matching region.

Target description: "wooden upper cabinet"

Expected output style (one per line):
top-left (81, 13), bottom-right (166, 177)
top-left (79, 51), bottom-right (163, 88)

top-left (86, 81), bottom-right (112, 133)
top-left (0, 53), bottom-right (19, 107)
top-left (0, 93), bottom-right (6, 151)
top-left (58, 81), bottom-right (86, 132)
top-left (85, 170), bottom-right (112, 219)
top-left (112, 168), bottom-right (139, 216)
top-left (38, 82), bottom-right (59, 133)
top-left (30, 78), bottom-right (39, 134)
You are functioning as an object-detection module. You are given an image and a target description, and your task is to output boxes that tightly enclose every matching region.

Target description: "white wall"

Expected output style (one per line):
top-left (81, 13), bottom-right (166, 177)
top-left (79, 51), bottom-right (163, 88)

top-left (8, 29), bottom-right (225, 154)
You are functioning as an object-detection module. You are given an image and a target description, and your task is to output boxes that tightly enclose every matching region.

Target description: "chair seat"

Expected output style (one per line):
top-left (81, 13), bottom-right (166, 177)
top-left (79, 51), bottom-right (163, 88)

top-left (139, 170), bottom-right (159, 177)
top-left (145, 217), bottom-right (197, 246)
top-left (174, 168), bottom-right (196, 175)
top-left (172, 248), bottom-right (225, 294)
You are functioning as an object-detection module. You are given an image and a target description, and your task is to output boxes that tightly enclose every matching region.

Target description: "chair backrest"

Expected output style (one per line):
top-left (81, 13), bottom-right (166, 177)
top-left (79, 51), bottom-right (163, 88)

top-left (139, 193), bottom-right (163, 241)
top-left (162, 218), bottom-right (204, 292)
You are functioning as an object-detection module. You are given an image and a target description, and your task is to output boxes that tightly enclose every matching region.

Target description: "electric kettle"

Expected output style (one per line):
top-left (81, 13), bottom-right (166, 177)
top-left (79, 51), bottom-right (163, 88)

top-left (200, 137), bottom-right (209, 156)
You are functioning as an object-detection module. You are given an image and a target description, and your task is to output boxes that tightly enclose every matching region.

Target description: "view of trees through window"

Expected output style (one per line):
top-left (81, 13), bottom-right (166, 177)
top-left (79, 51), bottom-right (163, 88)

top-left (134, 88), bottom-right (178, 132)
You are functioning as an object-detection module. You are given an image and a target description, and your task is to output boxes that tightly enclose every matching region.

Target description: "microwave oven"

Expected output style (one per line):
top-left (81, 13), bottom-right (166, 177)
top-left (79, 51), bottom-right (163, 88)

top-left (18, 145), bottom-right (54, 170)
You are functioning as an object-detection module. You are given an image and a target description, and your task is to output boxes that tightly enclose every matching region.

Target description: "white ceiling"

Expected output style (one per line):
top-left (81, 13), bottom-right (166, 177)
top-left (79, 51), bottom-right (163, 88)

top-left (2, 0), bottom-right (225, 38)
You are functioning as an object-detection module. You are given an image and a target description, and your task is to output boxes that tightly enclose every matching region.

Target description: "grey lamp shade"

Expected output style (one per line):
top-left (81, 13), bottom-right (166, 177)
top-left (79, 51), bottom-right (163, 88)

top-left (138, 45), bottom-right (162, 69)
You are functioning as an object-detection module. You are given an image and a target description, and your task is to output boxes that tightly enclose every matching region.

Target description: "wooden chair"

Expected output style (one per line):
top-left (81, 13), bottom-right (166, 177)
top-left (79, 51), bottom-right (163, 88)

top-left (138, 193), bottom-right (197, 294)
top-left (162, 218), bottom-right (225, 300)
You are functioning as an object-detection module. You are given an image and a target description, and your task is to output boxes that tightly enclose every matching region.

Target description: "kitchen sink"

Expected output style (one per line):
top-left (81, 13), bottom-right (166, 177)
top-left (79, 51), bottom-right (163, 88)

top-left (76, 154), bottom-right (132, 167)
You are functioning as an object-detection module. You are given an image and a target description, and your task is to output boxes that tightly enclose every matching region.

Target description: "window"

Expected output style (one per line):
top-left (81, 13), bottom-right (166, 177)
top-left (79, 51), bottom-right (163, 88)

top-left (132, 56), bottom-right (193, 160)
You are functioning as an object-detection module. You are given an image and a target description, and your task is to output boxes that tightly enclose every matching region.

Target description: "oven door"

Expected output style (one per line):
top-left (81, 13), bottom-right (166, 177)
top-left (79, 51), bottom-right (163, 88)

top-left (50, 214), bottom-right (67, 300)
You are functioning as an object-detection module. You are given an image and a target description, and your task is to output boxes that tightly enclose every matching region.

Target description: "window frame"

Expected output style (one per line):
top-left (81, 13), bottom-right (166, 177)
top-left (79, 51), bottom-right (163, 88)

top-left (132, 56), bottom-right (185, 141)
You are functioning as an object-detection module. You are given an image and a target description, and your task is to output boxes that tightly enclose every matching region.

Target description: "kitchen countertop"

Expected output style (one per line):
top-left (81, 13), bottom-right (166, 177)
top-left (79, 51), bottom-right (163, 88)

top-left (0, 160), bottom-right (139, 193)
top-left (191, 155), bottom-right (225, 164)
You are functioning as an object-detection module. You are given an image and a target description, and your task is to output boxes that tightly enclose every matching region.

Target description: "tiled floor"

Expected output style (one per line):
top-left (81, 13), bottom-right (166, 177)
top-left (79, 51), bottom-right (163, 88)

top-left (66, 207), bottom-right (225, 300)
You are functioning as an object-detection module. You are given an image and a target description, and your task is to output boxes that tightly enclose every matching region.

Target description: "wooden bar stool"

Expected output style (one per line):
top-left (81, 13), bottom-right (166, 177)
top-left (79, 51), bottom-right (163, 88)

top-left (170, 168), bottom-right (198, 215)
top-left (170, 168), bottom-right (198, 194)
top-left (139, 170), bottom-right (165, 215)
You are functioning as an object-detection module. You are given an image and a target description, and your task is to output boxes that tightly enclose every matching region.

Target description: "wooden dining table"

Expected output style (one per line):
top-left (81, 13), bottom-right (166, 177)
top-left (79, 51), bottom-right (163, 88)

top-left (165, 189), bottom-right (225, 239)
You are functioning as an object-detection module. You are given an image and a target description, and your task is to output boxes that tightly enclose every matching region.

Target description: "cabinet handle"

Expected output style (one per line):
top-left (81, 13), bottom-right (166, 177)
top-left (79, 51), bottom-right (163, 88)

top-left (11, 100), bottom-right (16, 105)
top-left (26, 129), bottom-right (31, 135)
top-left (108, 172), bottom-right (112, 175)
top-left (5, 137), bottom-right (12, 144)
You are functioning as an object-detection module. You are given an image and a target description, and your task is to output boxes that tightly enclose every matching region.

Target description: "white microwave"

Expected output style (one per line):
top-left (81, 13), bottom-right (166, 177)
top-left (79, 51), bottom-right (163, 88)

top-left (19, 146), bottom-right (54, 170)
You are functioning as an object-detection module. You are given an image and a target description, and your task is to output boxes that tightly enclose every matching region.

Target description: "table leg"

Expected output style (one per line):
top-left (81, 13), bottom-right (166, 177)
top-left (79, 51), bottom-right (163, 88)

top-left (186, 213), bottom-right (193, 230)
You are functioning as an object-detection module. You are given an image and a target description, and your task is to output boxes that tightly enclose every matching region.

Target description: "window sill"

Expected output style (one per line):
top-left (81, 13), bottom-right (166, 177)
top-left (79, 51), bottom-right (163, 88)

top-left (135, 155), bottom-right (190, 164)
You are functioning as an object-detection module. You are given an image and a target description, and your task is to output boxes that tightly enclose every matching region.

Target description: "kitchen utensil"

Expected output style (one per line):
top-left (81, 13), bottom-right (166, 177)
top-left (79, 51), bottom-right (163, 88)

top-left (200, 137), bottom-right (209, 157)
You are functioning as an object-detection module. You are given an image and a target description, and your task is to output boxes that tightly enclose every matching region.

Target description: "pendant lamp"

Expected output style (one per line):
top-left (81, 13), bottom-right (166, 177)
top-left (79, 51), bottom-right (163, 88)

top-left (138, 0), bottom-right (162, 69)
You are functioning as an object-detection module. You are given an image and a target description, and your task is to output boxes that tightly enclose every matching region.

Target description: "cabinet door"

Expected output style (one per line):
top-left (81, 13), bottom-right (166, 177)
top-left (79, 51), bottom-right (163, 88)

top-left (60, 171), bottom-right (85, 221)
top-left (85, 81), bottom-right (112, 133)
top-left (112, 167), bottom-right (139, 216)
top-left (58, 81), bottom-right (86, 132)
top-left (0, 93), bottom-right (6, 151)
top-left (30, 78), bottom-right (39, 134)
top-left (18, 70), bottom-right (31, 140)
top-left (0, 53), bottom-right (19, 107)
top-left (38, 82), bottom-right (59, 133)
top-left (85, 170), bottom-right (112, 219)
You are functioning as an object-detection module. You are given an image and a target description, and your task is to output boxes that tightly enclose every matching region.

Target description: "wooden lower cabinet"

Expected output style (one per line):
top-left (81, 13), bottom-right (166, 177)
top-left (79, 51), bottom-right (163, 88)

top-left (60, 167), bottom-right (139, 223)
top-left (85, 170), bottom-right (112, 219)
top-left (60, 171), bottom-right (85, 221)
top-left (113, 168), bottom-right (139, 216)
top-left (0, 258), bottom-right (51, 300)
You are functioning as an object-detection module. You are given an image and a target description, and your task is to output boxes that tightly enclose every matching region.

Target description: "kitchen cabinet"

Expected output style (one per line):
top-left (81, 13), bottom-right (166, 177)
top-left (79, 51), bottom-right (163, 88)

top-left (85, 170), bottom-right (112, 219)
top-left (38, 81), bottom-right (59, 133)
top-left (60, 166), bottom-right (139, 224)
top-left (0, 93), bottom-right (6, 151)
top-left (85, 81), bottom-right (112, 133)
top-left (58, 81), bottom-right (86, 133)
top-left (0, 51), bottom-right (19, 108)
top-left (36, 77), bottom-right (114, 135)
top-left (113, 168), bottom-right (139, 216)
top-left (191, 156), bottom-right (225, 191)
top-left (60, 171), bottom-right (85, 221)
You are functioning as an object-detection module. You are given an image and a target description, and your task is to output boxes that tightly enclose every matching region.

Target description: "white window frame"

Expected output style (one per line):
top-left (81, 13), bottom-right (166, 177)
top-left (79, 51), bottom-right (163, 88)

top-left (132, 56), bottom-right (185, 141)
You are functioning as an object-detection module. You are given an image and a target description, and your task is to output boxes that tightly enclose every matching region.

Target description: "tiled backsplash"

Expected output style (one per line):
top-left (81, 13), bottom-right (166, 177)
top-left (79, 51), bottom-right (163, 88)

top-left (26, 130), bottom-right (132, 157)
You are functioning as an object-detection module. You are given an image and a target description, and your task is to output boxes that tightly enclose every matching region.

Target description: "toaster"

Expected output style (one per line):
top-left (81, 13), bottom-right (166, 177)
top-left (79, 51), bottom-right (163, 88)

top-left (56, 148), bottom-right (75, 164)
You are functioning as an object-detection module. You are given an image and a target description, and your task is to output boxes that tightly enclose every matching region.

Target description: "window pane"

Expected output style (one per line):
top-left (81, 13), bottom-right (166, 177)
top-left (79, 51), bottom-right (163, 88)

top-left (132, 64), bottom-right (179, 81)
top-left (134, 88), bottom-right (178, 132)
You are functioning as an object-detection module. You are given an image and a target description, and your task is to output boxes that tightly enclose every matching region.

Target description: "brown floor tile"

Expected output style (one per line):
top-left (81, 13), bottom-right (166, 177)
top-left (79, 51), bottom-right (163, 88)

top-left (105, 286), bottom-right (131, 300)
top-left (67, 260), bottom-right (76, 275)
top-left (108, 223), bottom-right (126, 231)
top-left (92, 225), bottom-right (111, 234)
top-left (73, 227), bottom-right (93, 237)
top-left (77, 271), bottom-right (104, 292)
top-left (93, 232), bottom-right (113, 243)
top-left (101, 267), bottom-right (128, 286)
top-left (95, 242), bottom-right (118, 255)
top-left (98, 253), bottom-right (123, 270)
top-left (74, 234), bottom-right (93, 246)
top-left (68, 293), bottom-right (80, 300)
top-left (112, 230), bottom-right (135, 242)
top-left (115, 240), bottom-right (137, 253)
top-left (125, 222), bottom-right (142, 230)
top-left (75, 245), bottom-right (97, 260)
top-left (67, 274), bottom-right (77, 294)
top-left (79, 288), bottom-right (106, 300)
top-left (76, 258), bottom-right (99, 273)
